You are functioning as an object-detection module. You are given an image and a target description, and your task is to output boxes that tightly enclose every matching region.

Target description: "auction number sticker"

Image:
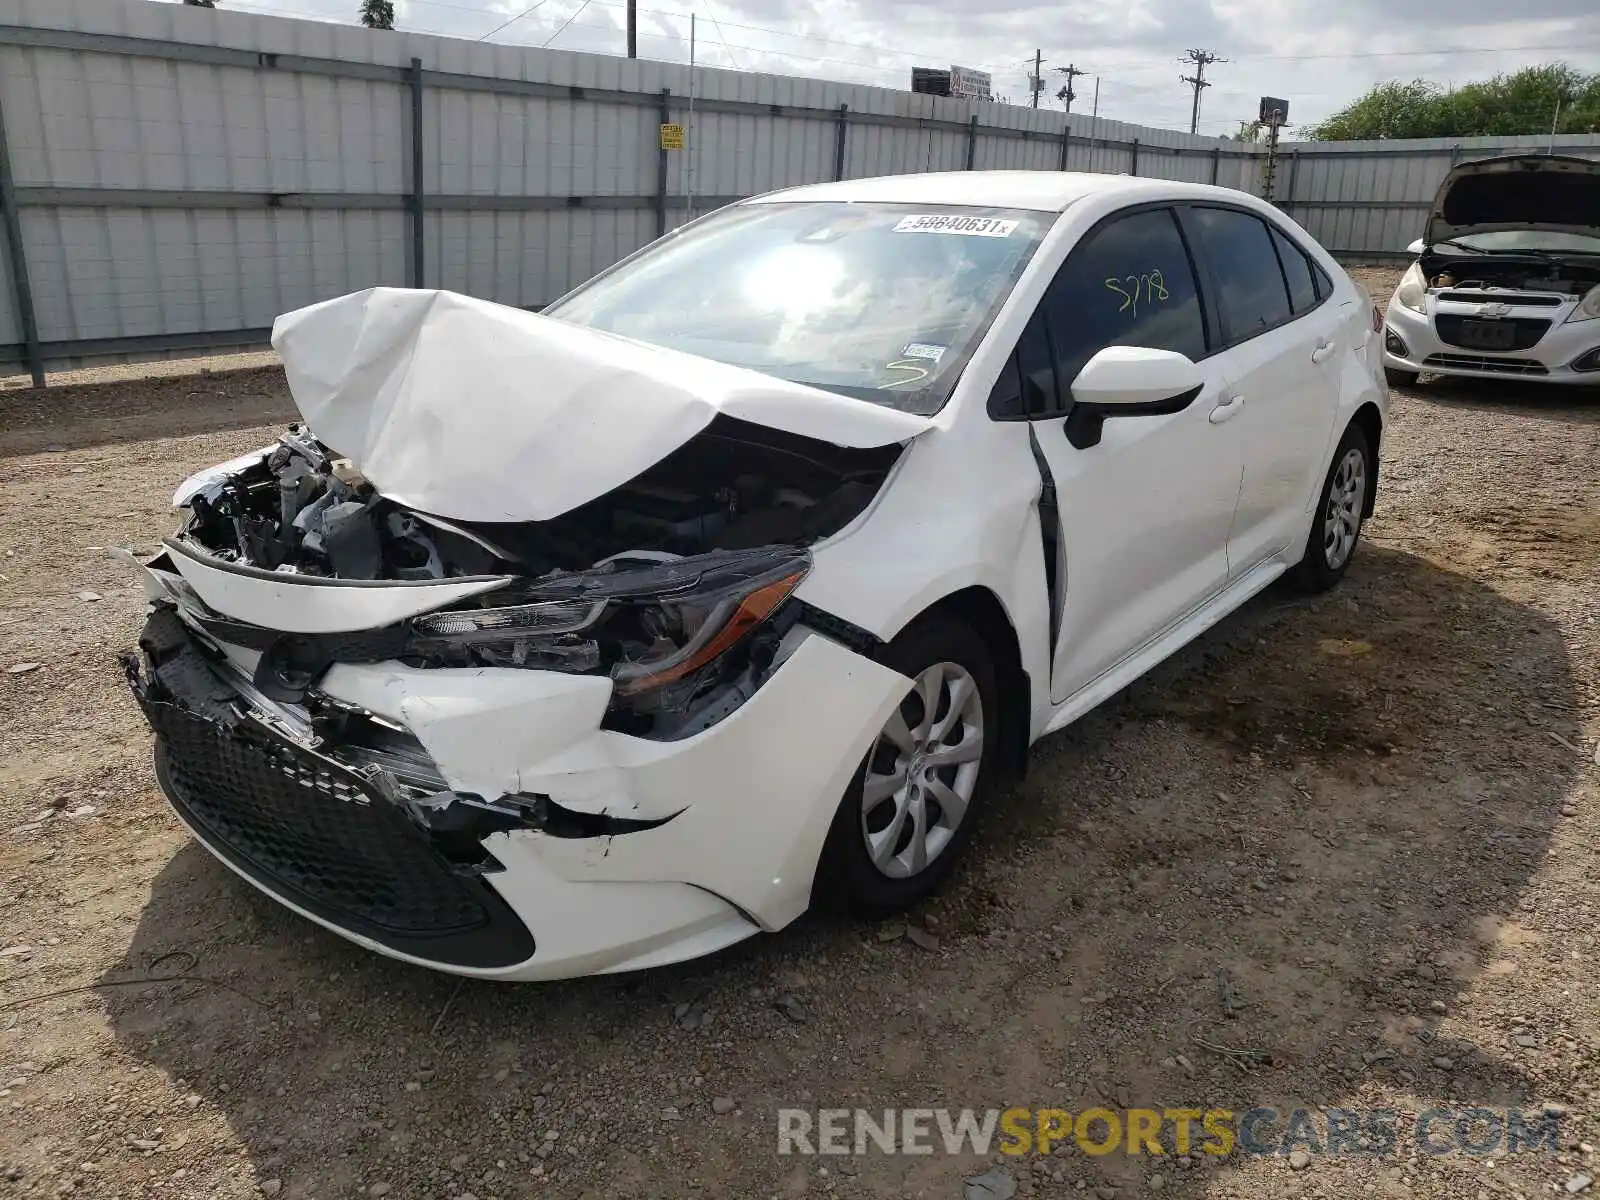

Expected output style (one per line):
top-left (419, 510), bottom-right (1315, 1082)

top-left (893, 214), bottom-right (1019, 237)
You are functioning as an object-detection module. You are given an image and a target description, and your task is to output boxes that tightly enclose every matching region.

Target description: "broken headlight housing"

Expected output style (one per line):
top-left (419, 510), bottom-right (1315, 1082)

top-left (408, 547), bottom-right (809, 724)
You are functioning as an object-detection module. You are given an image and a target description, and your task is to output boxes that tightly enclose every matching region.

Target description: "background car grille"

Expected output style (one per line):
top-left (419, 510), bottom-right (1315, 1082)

top-left (1436, 292), bottom-right (1565, 308)
top-left (1422, 353), bottom-right (1550, 376)
top-left (1434, 314), bottom-right (1551, 351)
top-left (128, 618), bottom-right (536, 969)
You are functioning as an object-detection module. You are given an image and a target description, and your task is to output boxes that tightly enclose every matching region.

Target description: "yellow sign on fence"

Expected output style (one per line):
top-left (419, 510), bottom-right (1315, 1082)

top-left (659, 123), bottom-right (685, 150)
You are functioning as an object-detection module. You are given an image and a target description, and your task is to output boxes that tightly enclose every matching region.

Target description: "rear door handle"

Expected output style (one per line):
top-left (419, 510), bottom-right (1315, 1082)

top-left (1311, 339), bottom-right (1336, 364)
top-left (1209, 394), bottom-right (1243, 424)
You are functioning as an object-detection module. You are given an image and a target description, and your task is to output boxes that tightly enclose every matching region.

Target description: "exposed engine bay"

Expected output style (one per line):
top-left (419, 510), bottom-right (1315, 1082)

top-left (1418, 251), bottom-right (1600, 298)
top-left (180, 415), bottom-right (898, 581)
top-left (164, 414), bottom-right (898, 738)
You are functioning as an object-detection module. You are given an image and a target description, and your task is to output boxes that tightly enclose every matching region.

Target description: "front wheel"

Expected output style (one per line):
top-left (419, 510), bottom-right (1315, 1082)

top-left (1293, 424), bottom-right (1372, 593)
top-left (1384, 366), bottom-right (1420, 389)
top-left (815, 613), bottom-right (999, 915)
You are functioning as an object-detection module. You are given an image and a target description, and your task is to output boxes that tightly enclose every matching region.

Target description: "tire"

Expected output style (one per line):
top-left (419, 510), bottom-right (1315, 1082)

top-left (1384, 366), bottom-right (1420, 389)
top-left (815, 613), bottom-right (1000, 916)
top-left (1293, 423), bottom-right (1373, 593)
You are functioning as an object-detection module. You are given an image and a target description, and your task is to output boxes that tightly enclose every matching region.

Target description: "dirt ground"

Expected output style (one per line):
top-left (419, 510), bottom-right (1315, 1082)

top-left (1, 267), bottom-right (1597, 1200)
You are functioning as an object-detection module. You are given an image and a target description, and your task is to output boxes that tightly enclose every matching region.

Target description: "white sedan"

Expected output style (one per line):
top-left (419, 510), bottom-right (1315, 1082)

top-left (1383, 153), bottom-right (1600, 386)
top-left (124, 171), bottom-right (1387, 980)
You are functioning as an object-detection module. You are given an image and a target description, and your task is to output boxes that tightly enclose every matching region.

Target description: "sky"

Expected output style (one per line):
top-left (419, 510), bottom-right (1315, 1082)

top-left (171, 0), bottom-right (1600, 135)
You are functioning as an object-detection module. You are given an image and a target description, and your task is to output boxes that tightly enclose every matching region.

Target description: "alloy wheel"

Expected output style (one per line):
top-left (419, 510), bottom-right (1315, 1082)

top-left (1323, 447), bottom-right (1366, 570)
top-left (859, 661), bottom-right (984, 880)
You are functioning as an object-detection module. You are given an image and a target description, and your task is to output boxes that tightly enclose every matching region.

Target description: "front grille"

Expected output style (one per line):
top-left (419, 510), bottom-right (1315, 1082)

top-left (1423, 353), bottom-right (1550, 376)
top-left (1434, 314), bottom-right (1551, 352)
top-left (1437, 291), bottom-right (1565, 308)
top-left (127, 609), bottom-right (535, 969)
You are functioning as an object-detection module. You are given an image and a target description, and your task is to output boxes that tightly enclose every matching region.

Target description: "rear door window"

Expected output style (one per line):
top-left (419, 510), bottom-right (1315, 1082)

top-left (1270, 225), bottom-right (1319, 315)
top-left (1186, 207), bottom-right (1294, 343)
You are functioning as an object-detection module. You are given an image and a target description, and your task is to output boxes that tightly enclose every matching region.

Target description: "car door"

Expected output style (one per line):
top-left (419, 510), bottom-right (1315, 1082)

top-left (1180, 206), bottom-right (1343, 575)
top-left (987, 205), bottom-right (1247, 705)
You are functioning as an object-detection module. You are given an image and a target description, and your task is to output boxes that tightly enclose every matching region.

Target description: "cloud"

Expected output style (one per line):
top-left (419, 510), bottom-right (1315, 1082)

top-left (217, 0), bottom-right (1600, 131)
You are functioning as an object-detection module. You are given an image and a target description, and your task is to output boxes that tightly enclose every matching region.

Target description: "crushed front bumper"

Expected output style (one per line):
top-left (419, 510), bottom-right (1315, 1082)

top-left (125, 594), bottom-right (909, 980)
top-left (129, 642), bottom-right (538, 969)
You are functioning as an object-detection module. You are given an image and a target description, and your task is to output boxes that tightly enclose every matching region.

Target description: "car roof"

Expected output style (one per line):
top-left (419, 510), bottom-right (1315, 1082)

top-left (740, 170), bottom-right (1251, 214)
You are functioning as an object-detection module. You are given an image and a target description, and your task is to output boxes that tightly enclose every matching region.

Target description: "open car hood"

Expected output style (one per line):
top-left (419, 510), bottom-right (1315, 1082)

top-left (270, 288), bottom-right (934, 524)
top-left (1425, 154), bottom-right (1600, 245)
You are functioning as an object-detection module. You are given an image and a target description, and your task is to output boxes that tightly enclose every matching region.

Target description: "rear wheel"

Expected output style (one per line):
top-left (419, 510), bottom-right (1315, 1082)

top-left (1384, 366), bottom-right (1420, 388)
top-left (1293, 424), bottom-right (1372, 593)
top-left (815, 613), bottom-right (998, 915)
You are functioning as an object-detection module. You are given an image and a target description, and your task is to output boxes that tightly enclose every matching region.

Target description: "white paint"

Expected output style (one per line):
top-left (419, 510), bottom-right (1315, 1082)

top-left (162, 541), bottom-right (509, 633)
top-left (271, 287), bottom-right (932, 523)
top-left (143, 173), bottom-right (1388, 980)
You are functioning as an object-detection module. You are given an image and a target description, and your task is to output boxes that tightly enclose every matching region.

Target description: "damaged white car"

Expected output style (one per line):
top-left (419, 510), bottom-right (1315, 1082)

top-left (1383, 154), bottom-right (1600, 385)
top-left (124, 172), bottom-right (1387, 980)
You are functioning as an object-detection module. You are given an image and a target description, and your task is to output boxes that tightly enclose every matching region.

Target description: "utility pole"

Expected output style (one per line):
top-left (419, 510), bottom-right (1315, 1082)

top-left (626, 0), bottom-right (637, 57)
top-left (1031, 49), bottom-right (1044, 109)
top-left (1091, 76), bottom-right (1099, 118)
top-left (1179, 48), bottom-right (1226, 135)
top-left (1053, 63), bottom-right (1085, 113)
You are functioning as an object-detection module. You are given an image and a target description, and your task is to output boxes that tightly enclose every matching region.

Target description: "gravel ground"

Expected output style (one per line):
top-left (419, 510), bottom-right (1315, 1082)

top-left (1, 267), bottom-right (1598, 1200)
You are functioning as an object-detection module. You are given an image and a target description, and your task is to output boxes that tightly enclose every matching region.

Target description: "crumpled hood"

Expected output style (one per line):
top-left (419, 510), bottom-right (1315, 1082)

top-left (1426, 154), bottom-right (1600, 245)
top-left (270, 288), bottom-right (933, 524)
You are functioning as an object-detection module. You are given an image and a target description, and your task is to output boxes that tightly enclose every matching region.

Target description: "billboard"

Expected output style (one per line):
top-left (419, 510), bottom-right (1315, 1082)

top-left (948, 65), bottom-right (992, 101)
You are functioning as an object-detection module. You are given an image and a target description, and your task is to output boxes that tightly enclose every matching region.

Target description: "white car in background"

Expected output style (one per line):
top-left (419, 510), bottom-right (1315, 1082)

top-left (1383, 153), bottom-right (1600, 386)
top-left (124, 171), bottom-right (1386, 981)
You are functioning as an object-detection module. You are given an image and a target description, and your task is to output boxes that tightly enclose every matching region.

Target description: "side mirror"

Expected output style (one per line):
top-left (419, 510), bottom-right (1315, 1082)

top-left (1406, 238), bottom-right (1425, 256)
top-left (1065, 346), bottom-right (1204, 449)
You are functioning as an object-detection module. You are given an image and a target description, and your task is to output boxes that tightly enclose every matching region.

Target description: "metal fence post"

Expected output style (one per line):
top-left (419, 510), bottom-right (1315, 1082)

top-left (1129, 139), bottom-right (1139, 177)
top-left (0, 85), bottom-right (44, 387)
top-left (1210, 146), bottom-right (1221, 184)
top-left (409, 57), bottom-right (425, 288)
top-left (833, 104), bottom-right (849, 181)
top-left (656, 89), bottom-right (671, 237)
top-left (965, 115), bottom-right (978, 170)
top-left (1058, 119), bottom-right (1071, 171)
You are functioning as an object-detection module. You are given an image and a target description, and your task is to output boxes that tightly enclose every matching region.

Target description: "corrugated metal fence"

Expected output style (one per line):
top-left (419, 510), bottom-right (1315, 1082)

top-left (1272, 133), bottom-right (1600, 262)
top-left (2, 0), bottom-right (1599, 385)
top-left (0, 0), bottom-right (1258, 383)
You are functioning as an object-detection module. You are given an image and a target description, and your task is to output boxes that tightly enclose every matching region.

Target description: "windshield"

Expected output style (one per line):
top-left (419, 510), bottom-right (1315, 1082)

top-left (1437, 230), bottom-right (1600, 255)
top-left (543, 201), bottom-right (1051, 415)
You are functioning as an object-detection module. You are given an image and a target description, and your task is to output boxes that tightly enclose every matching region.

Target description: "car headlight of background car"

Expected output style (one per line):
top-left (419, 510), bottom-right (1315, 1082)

top-left (1394, 262), bottom-right (1428, 314)
top-left (1565, 283), bottom-right (1600, 323)
top-left (408, 546), bottom-right (811, 735)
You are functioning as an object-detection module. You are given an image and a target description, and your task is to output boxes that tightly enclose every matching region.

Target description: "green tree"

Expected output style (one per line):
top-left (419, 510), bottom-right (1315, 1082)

top-left (1307, 65), bottom-right (1600, 140)
top-left (360, 0), bottom-right (395, 29)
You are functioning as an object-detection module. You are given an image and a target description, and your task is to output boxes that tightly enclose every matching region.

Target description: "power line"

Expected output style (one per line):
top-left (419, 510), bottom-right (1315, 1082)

top-left (474, 0), bottom-right (549, 42)
top-left (1179, 47), bottom-right (1225, 135)
top-left (700, 0), bottom-right (740, 71)
top-left (541, 0), bottom-right (593, 46)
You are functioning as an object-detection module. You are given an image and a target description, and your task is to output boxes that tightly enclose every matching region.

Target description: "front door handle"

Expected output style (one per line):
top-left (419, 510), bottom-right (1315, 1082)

top-left (1311, 339), bottom-right (1336, 364)
top-left (1209, 394), bottom-right (1243, 424)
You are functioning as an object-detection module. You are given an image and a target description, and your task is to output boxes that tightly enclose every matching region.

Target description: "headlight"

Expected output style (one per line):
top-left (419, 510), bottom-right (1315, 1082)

top-left (1394, 263), bottom-right (1427, 314)
top-left (1565, 283), bottom-right (1600, 323)
top-left (408, 547), bottom-right (809, 714)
